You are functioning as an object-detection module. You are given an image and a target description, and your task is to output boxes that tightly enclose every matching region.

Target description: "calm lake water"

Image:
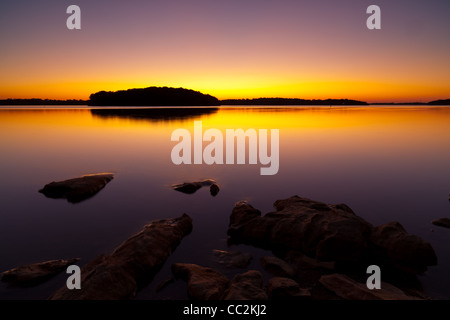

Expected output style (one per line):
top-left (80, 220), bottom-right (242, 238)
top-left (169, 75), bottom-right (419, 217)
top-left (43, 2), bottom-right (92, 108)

top-left (0, 106), bottom-right (450, 300)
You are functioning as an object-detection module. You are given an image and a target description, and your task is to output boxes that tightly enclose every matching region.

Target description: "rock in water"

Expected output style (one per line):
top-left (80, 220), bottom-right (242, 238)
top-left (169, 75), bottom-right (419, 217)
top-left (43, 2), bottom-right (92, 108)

top-left (39, 173), bottom-right (114, 203)
top-left (172, 263), bottom-right (229, 300)
top-left (212, 250), bottom-right (252, 269)
top-left (318, 274), bottom-right (424, 300)
top-left (431, 218), bottom-right (450, 229)
top-left (171, 182), bottom-right (203, 194)
top-left (260, 256), bottom-right (296, 278)
top-left (171, 179), bottom-right (219, 196)
top-left (268, 277), bottom-right (311, 300)
top-left (210, 183), bottom-right (220, 196)
top-left (228, 196), bottom-right (373, 263)
top-left (228, 196), bottom-right (437, 274)
top-left (49, 214), bottom-right (192, 300)
top-left (1, 258), bottom-right (79, 287)
top-left (370, 222), bottom-right (438, 274)
top-left (223, 270), bottom-right (268, 300)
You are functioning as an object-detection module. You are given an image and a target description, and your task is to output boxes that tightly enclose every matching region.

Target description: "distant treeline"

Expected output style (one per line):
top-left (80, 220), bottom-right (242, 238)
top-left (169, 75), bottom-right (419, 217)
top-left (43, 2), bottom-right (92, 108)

top-left (0, 98), bottom-right (88, 105)
top-left (1, 89), bottom-right (449, 106)
top-left (428, 99), bottom-right (450, 105)
top-left (89, 87), bottom-right (220, 106)
top-left (221, 98), bottom-right (368, 106)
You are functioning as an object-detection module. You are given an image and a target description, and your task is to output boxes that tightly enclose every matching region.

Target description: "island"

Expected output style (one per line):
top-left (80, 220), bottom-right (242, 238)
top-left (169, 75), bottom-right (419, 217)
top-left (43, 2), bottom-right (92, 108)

top-left (88, 87), bottom-right (220, 106)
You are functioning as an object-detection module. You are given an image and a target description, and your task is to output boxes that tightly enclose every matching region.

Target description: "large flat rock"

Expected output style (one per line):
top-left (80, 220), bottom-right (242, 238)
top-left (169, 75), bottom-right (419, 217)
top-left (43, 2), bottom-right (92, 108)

top-left (39, 173), bottom-right (114, 203)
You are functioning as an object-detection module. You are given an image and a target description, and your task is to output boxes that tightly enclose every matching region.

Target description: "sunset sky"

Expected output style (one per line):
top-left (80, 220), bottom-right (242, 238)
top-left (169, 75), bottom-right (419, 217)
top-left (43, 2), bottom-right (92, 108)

top-left (0, 0), bottom-right (449, 102)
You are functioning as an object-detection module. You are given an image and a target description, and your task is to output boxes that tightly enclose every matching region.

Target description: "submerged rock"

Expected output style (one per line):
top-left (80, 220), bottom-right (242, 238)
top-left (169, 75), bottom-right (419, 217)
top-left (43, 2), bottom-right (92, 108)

top-left (223, 270), bottom-right (268, 300)
top-left (39, 173), bottom-right (114, 203)
top-left (49, 214), bottom-right (192, 300)
top-left (171, 179), bottom-right (219, 196)
top-left (431, 218), bottom-right (450, 229)
top-left (172, 263), bottom-right (228, 300)
top-left (212, 250), bottom-right (252, 269)
top-left (318, 273), bottom-right (424, 300)
top-left (1, 258), bottom-right (79, 287)
top-left (228, 196), bottom-right (437, 274)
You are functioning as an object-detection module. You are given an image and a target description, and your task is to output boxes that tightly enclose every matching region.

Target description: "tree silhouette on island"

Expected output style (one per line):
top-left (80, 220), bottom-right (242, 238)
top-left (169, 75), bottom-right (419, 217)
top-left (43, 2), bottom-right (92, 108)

top-left (88, 87), bottom-right (220, 106)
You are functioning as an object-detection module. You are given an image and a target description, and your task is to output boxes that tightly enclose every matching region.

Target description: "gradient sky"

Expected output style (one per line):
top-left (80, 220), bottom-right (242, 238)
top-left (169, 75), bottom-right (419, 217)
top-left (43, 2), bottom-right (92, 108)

top-left (1, 0), bottom-right (449, 102)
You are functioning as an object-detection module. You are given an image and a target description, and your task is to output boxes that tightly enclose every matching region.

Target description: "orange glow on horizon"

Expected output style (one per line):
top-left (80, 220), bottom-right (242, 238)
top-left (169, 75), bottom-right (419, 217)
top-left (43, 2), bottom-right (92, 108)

top-left (1, 78), bottom-right (448, 103)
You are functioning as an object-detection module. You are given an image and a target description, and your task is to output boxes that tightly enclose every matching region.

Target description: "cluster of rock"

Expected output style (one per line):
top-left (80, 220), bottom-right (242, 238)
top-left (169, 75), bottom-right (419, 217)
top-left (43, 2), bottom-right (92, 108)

top-left (169, 252), bottom-right (426, 300)
top-left (228, 196), bottom-right (437, 275)
top-left (1, 191), bottom-right (441, 300)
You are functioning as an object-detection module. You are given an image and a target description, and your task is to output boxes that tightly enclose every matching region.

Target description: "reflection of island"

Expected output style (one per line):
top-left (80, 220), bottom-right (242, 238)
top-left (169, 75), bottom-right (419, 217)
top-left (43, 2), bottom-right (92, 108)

top-left (89, 87), bottom-right (220, 106)
top-left (91, 107), bottom-right (219, 122)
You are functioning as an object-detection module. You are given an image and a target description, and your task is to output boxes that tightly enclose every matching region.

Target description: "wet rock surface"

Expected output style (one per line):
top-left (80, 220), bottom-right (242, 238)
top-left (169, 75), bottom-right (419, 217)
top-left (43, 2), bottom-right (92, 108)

top-left (212, 250), bottom-right (252, 269)
top-left (171, 179), bottom-right (220, 197)
top-left (1, 258), bottom-right (79, 287)
top-left (223, 270), bottom-right (268, 300)
top-left (49, 214), bottom-right (192, 300)
top-left (260, 256), bottom-right (296, 278)
top-left (268, 277), bottom-right (311, 300)
top-left (172, 263), bottom-right (229, 300)
top-left (39, 173), bottom-right (114, 203)
top-left (318, 273), bottom-right (424, 300)
top-left (432, 218), bottom-right (450, 229)
top-left (370, 221), bottom-right (437, 274)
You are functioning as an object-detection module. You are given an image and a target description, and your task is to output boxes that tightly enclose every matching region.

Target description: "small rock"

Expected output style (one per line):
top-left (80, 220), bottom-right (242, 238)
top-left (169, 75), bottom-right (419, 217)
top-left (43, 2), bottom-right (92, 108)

top-left (1, 258), bottom-right (79, 287)
top-left (260, 256), bottom-right (296, 278)
top-left (172, 263), bottom-right (228, 300)
top-left (318, 273), bottom-right (424, 300)
top-left (171, 182), bottom-right (202, 194)
top-left (268, 277), bottom-right (311, 300)
top-left (212, 250), bottom-right (252, 269)
top-left (431, 218), bottom-right (450, 229)
top-left (39, 173), bottom-right (114, 203)
top-left (210, 184), bottom-right (220, 196)
top-left (171, 179), bottom-right (218, 196)
top-left (223, 270), bottom-right (268, 300)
